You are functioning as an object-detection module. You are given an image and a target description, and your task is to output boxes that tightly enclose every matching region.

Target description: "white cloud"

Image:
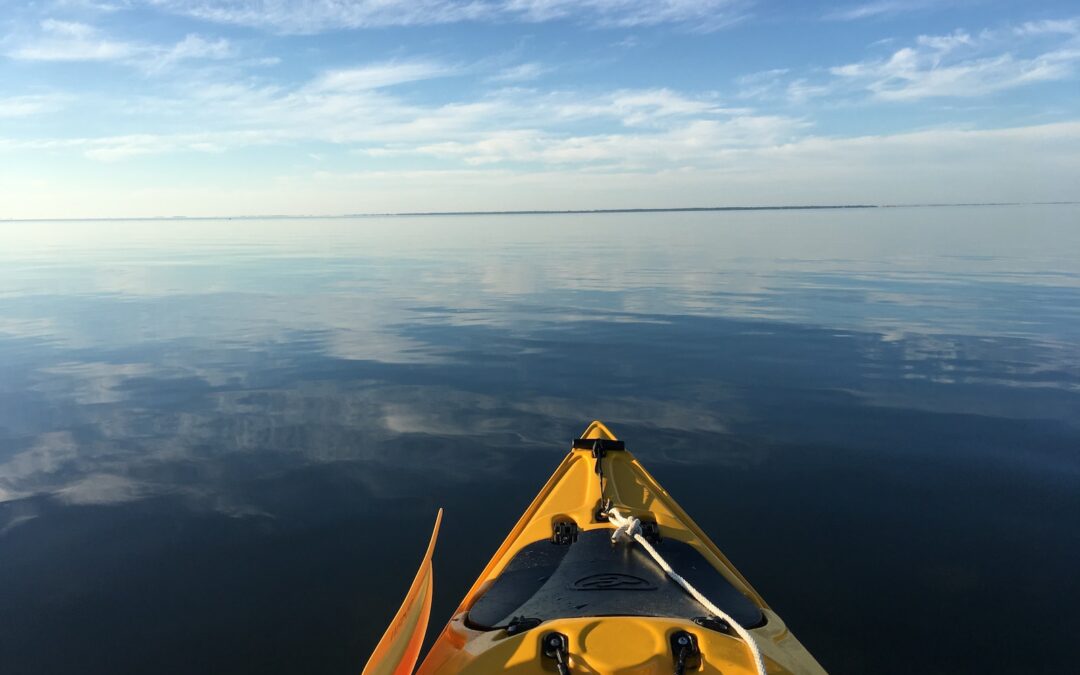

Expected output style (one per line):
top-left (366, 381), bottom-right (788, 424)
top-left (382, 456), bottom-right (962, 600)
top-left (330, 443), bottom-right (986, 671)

top-left (736, 19), bottom-right (1080, 105)
top-left (311, 61), bottom-right (453, 92)
top-left (136, 0), bottom-right (749, 34)
top-left (80, 134), bottom-right (213, 161)
top-left (915, 30), bottom-right (974, 55)
top-left (551, 88), bottom-right (731, 127)
top-left (40, 18), bottom-right (98, 38)
top-left (824, 0), bottom-right (935, 21)
top-left (831, 28), bottom-right (1080, 101)
top-left (244, 56), bottom-right (281, 67)
top-left (0, 94), bottom-right (69, 118)
top-left (737, 70), bottom-right (837, 105)
top-left (6, 20), bottom-right (233, 70)
top-left (735, 68), bottom-right (789, 99)
top-left (391, 114), bottom-right (806, 167)
top-left (506, 0), bottom-right (749, 30)
top-left (488, 62), bottom-right (550, 83)
top-left (1014, 18), bottom-right (1080, 37)
top-left (0, 131), bottom-right (268, 161)
top-left (163, 33), bottom-right (232, 61)
top-left (49, 0), bottom-right (125, 11)
top-left (10, 19), bottom-right (138, 61)
top-left (785, 78), bottom-right (832, 104)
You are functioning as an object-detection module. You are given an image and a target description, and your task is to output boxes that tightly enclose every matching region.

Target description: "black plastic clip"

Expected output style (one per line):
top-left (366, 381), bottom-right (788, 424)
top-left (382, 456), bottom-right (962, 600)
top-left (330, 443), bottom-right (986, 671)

top-left (506, 616), bottom-right (542, 636)
top-left (541, 631), bottom-right (571, 675)
top-left (670, 630), bottom-right (701, 675)
top-left (693, 615), bottom-right (731, 634)
top-left (572, 438), bottom-right (625, 452)
top-left (552, 519), bottom-right (578, 545)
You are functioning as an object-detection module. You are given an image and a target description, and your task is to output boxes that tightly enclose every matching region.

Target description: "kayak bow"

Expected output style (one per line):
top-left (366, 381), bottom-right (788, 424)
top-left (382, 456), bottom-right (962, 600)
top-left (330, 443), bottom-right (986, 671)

top-left (367, 422), bottom-right (826, 674)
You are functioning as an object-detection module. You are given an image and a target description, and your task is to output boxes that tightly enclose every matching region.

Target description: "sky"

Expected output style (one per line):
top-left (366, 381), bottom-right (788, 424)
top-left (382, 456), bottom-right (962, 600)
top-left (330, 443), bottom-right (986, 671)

top-left (1, 0), bottom-right (1079, 218)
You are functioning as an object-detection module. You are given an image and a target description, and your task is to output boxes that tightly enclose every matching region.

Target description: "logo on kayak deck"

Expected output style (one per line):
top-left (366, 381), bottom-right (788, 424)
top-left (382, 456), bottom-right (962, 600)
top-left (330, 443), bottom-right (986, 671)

top-left (570, 573), bottom-right (656, 590)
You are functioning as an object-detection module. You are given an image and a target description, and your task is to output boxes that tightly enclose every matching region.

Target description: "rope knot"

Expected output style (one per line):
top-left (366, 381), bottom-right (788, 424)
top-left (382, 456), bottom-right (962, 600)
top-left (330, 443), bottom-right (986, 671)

top-left (605, 508), bottom-right (642, 544)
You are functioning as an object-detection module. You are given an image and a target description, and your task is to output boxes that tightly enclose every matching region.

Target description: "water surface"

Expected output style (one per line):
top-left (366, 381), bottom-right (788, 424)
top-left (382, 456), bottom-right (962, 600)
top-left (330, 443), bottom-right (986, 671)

top-left (1, 206), bottom-right (1078, 674)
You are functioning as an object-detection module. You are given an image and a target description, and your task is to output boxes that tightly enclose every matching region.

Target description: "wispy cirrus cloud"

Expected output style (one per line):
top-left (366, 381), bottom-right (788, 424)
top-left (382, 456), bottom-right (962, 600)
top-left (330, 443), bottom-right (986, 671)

top-left (735, 68), bottom-right (789, 99)
top-left (155, 33), bottom-right (232, 66)
top-left (48, 0), bottom-right (126, 11)
top-left (0, 131), bottom-right (267, 161)
top-left (133, 0), bottom-right (750, 34)
top-left (487, 62), bottom-right (551, 83)
top-left (0, 94), bottom-right (70, 118)
top-left (736, 69), bottom-right (835, 104)
top-left (785, 78), bottom-right (833, 103)
top-left (376, 115), bottom-right (806, 167)
top-left (506, 0), bottom-right (750, 30)
top-left (6, 18), bottom-right (233, 70)
top-left (1014, 18), bottom-right (1080, 37)
top-left (824, 0), bottom-right (937, 22)
top-left (831, 27), bottom-right (1080, 101)
top-left (310, 61), bottom-right (455, 92)
top-left (734, 19), bottom-right (1080, 104)
top-left (9, 19), bottom-right (139, 61)
top-left (550, 89), bottom-right (736, 127)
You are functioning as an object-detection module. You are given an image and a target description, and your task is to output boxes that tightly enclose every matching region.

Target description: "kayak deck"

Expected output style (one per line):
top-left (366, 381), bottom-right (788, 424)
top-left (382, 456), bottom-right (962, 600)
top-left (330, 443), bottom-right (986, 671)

top-left (466, 527), bottom-right (764, 629)
top-left (409, 421), bottom-right (826, 674)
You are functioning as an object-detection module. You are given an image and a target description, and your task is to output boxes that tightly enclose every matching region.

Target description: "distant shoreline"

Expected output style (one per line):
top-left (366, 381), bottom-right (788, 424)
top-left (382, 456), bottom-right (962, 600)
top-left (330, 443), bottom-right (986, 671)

top-left (1, 201), bottom-right (1077, 222)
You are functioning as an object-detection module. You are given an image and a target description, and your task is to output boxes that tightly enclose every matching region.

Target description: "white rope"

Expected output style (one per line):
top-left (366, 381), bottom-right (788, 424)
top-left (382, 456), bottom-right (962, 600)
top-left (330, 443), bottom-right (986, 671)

top-left (605, 508), bottom-right (766, 675)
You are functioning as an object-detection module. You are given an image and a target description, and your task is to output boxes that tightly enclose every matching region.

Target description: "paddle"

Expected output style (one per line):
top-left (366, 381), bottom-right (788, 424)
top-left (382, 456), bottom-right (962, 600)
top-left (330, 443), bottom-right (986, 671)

top-left (361, 509), bottom-right (443, 675)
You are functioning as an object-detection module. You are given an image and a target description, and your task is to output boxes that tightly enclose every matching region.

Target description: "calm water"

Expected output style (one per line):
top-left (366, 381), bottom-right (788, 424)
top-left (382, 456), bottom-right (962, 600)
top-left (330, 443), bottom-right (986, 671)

top-left (1, 206), bottom-right (1078, 674)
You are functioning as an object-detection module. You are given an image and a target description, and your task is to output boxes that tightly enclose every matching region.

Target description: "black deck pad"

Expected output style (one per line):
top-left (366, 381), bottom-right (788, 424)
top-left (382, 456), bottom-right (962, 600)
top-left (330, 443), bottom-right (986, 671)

top-left (466, 529), bottom-right (764, 629)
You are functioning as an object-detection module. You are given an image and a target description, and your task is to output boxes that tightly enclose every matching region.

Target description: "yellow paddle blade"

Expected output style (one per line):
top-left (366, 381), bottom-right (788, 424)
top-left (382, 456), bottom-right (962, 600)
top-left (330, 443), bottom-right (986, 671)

top-left (362, 509), bottom-right (442, 675)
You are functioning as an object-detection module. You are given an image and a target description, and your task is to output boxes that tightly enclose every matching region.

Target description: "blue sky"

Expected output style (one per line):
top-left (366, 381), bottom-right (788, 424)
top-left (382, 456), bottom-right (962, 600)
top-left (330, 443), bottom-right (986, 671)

top-left (1, 0), bottom-right (1079, 217)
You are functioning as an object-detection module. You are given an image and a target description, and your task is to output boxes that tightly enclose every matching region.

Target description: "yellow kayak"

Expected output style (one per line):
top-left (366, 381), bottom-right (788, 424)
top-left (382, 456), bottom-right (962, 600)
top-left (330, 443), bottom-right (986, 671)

top-left (366, 421), bottom-right (826, 674)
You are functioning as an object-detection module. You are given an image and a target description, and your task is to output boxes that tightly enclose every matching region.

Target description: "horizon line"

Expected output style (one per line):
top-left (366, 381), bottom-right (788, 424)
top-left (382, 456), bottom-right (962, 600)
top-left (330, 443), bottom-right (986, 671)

top-left (1, 201), bottom-right (1077, 223)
